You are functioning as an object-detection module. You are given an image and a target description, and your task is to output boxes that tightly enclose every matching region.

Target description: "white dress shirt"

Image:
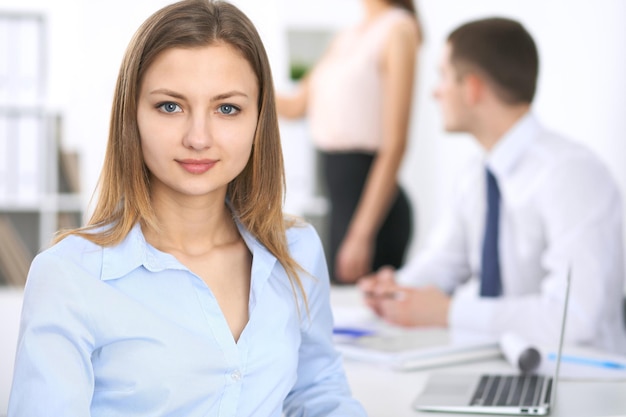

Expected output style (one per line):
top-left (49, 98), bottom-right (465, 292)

top-left (397, 113), bottom-right (626, 354)
top-left (9, 221), bottom-right (366, 417)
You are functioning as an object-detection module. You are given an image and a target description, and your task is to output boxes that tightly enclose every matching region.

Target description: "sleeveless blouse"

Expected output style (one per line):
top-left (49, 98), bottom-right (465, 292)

top-left (307, 8), bottom-right (414, 152)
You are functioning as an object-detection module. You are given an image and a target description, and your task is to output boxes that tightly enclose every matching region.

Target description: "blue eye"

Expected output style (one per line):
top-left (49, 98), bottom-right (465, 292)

top-left (158, 102), bottom-right (182, 113)
top-left (218, 104), bottom-right (239, 115)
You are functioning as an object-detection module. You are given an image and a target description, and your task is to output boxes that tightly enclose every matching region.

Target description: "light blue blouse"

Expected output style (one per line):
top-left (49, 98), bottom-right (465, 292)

top-left (9, 221), bottom-right (366, 417)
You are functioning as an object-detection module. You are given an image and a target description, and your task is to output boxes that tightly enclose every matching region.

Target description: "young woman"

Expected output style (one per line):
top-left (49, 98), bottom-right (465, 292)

top-left (8, 1), bottom-right (366, 416)
top-left (277, 0), bottom-right (422, 284)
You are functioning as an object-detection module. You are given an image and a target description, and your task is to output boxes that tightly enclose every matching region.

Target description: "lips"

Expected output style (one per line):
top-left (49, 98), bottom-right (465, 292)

top-left (177, 159), bottom-right (216, 174)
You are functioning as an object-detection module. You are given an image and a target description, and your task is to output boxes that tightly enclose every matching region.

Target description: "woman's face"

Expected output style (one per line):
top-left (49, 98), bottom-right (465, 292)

top-left (137, 43), bottom-right (259, 203)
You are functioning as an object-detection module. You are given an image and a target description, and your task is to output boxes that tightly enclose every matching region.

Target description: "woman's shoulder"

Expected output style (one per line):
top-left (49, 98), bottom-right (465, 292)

top-left (32, 232), bottom-right (104, 277)
top-left (388, 7), bottom-right (415, 21)
top-left (46, 232), bottom-right (102, 257)
top-left (284, 216), bottom-right (327, 271)
top-left (285, 216), bottom-right (322, 249)
top-left (283, 216), bottom-right (330, 291)
top-left (386, 8), bottom-right (420, 41)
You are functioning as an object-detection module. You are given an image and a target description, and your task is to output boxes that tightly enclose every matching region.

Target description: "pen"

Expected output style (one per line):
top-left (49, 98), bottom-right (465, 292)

top-left (548, 353), bottom-right (626, 370)
top-left (362, 290), bottom-right (405, 300)
top-left (333, 327), bottom-right (376, 338)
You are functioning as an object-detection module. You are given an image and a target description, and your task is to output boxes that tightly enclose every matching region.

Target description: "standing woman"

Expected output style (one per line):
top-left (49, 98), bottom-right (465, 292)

top-left (8, 1), bottom-right (366, 416)
top-left (277, 0), bottom-right (422, 284)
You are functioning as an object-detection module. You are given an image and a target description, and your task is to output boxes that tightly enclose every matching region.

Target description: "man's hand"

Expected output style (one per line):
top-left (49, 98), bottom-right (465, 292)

top-left (358, 267), bottom-right (451, 327)
top-left (376, 285), bottom-right (450, 327)
top-left (358, 266), bottom-right (398, 316)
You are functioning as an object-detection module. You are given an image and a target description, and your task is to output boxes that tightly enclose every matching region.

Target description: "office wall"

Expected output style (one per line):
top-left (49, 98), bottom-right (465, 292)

top-left (1, 0), bottom-right (625, 278)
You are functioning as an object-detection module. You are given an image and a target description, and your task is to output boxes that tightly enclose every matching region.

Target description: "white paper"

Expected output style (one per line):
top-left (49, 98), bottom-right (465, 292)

top-left (332, 305), bottom-right (500, 371)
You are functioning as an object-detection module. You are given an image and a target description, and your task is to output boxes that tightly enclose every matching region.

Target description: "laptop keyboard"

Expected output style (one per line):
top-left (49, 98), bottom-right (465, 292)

top-left (470, 375), bottom-right (550, 407)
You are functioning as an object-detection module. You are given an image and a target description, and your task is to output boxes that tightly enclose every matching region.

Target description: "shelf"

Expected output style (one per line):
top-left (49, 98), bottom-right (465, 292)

top-left (0, 11), bottom-right (82, 287)
top-left (0, 193), bottom-right (83, 212)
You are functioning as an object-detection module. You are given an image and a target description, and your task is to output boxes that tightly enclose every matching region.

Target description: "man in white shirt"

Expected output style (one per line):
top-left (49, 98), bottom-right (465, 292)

top-left (359, 17), bottom-right (626, 354)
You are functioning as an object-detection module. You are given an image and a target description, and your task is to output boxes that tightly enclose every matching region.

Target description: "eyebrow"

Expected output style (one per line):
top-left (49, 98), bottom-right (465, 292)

top-left (149, 88), bottom-right (249, 101)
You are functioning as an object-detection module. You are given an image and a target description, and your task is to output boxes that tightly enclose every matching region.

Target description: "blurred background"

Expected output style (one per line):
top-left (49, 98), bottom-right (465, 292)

top-left (0, 1), bottom-right (625, 410)
top-left (0, 0), bottom-right (625, 286)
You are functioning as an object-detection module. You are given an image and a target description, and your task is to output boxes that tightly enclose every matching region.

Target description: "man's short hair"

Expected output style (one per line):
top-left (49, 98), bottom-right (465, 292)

top-left (448, 17), bottom-right (539, 105)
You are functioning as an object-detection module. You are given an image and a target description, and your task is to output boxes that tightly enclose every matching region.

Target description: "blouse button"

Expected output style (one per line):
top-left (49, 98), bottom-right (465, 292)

top-left (231, 369), bottom-right (242, 382)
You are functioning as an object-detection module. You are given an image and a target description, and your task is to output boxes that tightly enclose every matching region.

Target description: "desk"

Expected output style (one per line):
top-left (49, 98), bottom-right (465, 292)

top-left (331, 286), bottom-right (626, 417)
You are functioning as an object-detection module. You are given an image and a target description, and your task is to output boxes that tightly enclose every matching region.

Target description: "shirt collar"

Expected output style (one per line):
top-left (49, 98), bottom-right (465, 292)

top-left (236, 222), bottom-right (277, 301)
top-left (100, 220), bottom-right (277, 285)
top-left (486, 112), bottom-right (540, 179)
top-left (101, 223), bottom-right (181, 281)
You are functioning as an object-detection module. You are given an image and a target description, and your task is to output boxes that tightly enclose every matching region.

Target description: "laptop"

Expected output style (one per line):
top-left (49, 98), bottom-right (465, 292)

top-left (412, 268), bottom-right (571, 415)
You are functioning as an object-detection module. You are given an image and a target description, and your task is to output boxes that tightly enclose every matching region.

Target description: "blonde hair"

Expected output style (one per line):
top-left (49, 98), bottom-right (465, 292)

top-left (56, 0), bottom-right (308, 306)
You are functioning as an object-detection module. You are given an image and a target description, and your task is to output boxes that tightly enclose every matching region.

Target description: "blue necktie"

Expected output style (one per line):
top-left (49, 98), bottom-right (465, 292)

top-left (480, 168), bottom-right (502, 297)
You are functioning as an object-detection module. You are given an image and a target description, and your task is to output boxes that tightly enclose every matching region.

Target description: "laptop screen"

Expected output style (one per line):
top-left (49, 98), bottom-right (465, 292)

top-left (549, 266), bottom-right (571, 406)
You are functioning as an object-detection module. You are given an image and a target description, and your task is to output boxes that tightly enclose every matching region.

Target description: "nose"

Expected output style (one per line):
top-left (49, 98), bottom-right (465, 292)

top-left (182, 112), bottom-right (212, 150)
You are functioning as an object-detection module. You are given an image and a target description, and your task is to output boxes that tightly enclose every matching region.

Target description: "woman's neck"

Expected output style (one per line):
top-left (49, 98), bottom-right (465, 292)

top-left (143, 191), bottom-right (240, 257)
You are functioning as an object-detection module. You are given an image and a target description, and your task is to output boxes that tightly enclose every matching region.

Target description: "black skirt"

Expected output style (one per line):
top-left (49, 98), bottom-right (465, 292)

top-left (319, 151), bottom-right (414, 283)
